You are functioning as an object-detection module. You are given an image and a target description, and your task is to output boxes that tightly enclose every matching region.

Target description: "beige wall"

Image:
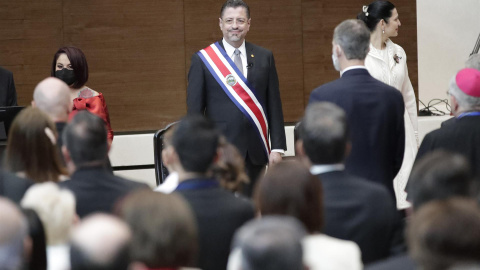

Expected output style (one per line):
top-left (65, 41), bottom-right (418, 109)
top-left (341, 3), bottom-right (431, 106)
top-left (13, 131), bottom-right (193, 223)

top-left (417, 0), bottom-right (480, 112)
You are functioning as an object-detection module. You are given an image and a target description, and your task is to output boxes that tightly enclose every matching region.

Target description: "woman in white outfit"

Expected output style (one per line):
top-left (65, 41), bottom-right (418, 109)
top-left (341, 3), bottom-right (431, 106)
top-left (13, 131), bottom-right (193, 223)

top-left (358, 0), bottom-right (418, 209)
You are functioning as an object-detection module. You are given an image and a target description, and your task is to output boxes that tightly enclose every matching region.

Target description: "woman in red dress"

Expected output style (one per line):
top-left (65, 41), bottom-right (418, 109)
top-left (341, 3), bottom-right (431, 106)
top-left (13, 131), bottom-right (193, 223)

top-left (51, 46), bottom-right (114, 143)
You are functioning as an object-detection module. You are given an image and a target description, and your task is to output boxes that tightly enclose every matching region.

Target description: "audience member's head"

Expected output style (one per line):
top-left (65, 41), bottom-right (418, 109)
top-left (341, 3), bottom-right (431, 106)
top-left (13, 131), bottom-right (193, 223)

top-left (172, 115), bottom-right (220, 175)
top-left (160, 125), bottom-right (179, 175)
top-left (70, 214), bottom-right (131, 270)
top-left (408, 198), bottom-right (480, 270)
top-left (21, 182), bottom-right (76, 246)
top-left (408, 150), bottom-right (475, 211)
top-left (297, 102), bottom-right (349, 165)
top-left (213, 137), bottom-right (249, 193)
top-left (255, 160), bottom-right (323, 234)
top-left (332, 19), bottom-right (371, 64)
top-left (448, 68), bottom-right (480, 115)
top-left (63, 111), bottom-right (108, 171)
top-left (32, 77), bottom-right (72, 122)
top-left (357, 0), bottom-right (396, 32)
top-left (0, 197), bottom-right (29, 270)
top-left (119, 190), bottom-right (197, 269)
top-left (465, 53), bottom-right (480, 70)
top-left (21, 208), bottom-right (47, 270)
top-left (4, 107), bottom-right (67, 183)
top-left (229, 216), bottom-right (307, 270)
top-left (51, 46), bottom-right (88, 89)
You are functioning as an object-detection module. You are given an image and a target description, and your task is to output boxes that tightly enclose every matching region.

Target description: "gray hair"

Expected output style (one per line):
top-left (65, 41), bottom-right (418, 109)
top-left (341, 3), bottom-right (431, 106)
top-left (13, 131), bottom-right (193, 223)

top-left (231, 216), bottom-right (306, 270)
top-left (0, 198), bottom-right (28, 270)
top-left (449, 74), bottom-right (480, 111)
top-left (333, 19), bottom-right (370, 60)
top-left (465, 54), bottom-right (480, 71)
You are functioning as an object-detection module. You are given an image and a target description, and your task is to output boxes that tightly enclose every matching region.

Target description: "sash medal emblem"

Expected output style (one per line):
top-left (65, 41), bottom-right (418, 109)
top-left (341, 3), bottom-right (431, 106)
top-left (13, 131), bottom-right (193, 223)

top-left (225, 74), bottom-right (237, 86)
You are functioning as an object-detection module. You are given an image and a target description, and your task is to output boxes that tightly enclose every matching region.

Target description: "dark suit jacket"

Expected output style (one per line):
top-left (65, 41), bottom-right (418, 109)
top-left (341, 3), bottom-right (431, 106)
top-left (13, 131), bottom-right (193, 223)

top-left (175, 178), bottom-right (254, 270)
top-left (0, 66), bottom-right (17, 106)
top-left (365, 253), bottom-right (416, 270)
top-left (416, 115), bottom-right (480, 178)
top-left (0, 170), bottom-right (33, 204)
top-left (58, 165), bottom-right (149, 218)
top-left (187, 41), bottom-right (286, 165)
top-left (309, 68), bottom-right (405, 197)
top-left (317, 170), bottom-right (399, 264)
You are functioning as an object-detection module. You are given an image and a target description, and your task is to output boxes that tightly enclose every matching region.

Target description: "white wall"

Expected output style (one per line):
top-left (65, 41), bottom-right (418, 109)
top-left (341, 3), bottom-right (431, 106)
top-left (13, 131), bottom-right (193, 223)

top-left (417, 0), bottom-right (480, 113)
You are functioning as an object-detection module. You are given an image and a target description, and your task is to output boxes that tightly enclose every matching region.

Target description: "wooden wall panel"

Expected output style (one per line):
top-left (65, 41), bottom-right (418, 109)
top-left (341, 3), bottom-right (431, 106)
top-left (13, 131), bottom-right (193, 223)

top-left (0, 1), bottom-right (63, 105)
top-left (63, 0), bottom-right (186, 131)
top-left (0, 0), bottom-right (417, 132)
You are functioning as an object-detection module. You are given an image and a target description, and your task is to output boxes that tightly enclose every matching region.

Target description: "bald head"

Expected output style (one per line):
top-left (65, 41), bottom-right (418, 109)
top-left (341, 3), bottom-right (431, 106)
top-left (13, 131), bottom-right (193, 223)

top-left (33, 77), bottom-right (72, 122)
top-left (0, 197), bottom-right (28, 270)
top-left (70, 214), bottom-right (131, 270)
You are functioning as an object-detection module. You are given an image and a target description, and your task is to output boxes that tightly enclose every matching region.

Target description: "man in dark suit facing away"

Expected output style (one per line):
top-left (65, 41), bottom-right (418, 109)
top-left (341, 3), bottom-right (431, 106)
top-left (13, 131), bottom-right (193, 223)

top-left (309, 19), bottom-right (405, 202)
top-left (187, 0), bottom-right (286, 196)
top-left (296, 102), bottom-right (400, 264)
top-left (172, 115), bottom-right (254, 270)
top-left (59, 111), bottom-right (148, 218)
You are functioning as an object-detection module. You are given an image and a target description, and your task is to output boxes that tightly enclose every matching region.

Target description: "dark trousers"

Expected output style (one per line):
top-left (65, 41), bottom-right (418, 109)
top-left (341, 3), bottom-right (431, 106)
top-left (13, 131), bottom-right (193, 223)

top-left (242, 154), bottom-right (266, 197)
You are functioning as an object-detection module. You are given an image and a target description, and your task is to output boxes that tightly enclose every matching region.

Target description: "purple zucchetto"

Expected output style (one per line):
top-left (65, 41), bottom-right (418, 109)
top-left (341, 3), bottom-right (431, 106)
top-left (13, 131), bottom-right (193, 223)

top-left (456, 68), bottom-right (480, 97)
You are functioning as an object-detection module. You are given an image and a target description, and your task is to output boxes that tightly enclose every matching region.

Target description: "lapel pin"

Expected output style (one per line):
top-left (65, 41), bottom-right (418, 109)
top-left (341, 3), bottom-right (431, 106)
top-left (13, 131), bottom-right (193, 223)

top-left (251, 54), bottom-right (254, 58)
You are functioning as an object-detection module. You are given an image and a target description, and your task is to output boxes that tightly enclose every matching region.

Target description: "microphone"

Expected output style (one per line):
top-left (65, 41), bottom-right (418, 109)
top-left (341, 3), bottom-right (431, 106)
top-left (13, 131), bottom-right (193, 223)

top-left (247, 63), bottom-right (253, 69)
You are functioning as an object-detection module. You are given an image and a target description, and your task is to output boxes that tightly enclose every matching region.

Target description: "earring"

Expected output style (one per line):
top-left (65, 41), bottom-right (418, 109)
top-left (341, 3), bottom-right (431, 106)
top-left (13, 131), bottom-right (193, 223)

top-left (382, 29), bottom-right (385, 34)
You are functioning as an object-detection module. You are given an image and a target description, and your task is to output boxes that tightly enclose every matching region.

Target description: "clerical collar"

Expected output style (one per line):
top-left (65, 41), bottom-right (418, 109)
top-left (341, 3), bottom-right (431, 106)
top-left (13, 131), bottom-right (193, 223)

top-left (310, 164), bottom-right (345, 175)
top-left (457, 111), bottom-right (480, 119)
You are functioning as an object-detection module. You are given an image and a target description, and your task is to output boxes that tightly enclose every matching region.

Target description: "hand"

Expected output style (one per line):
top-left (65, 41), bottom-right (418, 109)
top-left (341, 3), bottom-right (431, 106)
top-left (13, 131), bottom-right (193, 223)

top-left (269, 152), bottom-right (283, 165)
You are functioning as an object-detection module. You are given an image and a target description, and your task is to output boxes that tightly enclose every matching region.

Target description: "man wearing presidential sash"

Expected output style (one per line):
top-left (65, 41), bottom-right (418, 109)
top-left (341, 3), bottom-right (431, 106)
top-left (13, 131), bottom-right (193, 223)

top-left (187, 0), bottom-right (286, 196)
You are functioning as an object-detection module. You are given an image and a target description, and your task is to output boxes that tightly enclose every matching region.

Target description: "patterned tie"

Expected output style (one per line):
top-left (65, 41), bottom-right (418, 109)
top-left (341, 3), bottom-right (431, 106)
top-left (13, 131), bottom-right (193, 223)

top-left (234, 49), bottom-right (244, 75)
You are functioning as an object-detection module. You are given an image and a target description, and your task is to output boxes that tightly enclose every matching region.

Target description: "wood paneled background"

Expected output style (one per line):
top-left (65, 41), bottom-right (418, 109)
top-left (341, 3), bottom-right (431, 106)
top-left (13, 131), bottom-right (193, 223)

top-left (0, 0), bottom-right (417, 132)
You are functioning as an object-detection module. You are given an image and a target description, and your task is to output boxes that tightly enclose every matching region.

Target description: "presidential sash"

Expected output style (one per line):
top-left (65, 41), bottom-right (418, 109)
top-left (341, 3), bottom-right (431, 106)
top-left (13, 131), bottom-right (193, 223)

top-left (197, 42), bottom-right (270, 157)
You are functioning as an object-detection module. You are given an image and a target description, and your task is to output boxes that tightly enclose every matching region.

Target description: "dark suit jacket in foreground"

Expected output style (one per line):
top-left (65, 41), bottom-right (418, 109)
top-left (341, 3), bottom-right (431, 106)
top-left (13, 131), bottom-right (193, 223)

top-left (309, 68), bottom-right (405, 197)
top-left (416, 115), bottom-right (480, 179)
top-left (187, 41), bottom-right (286, 165)
top-left (365, 253), bottom-right (416, 270)
top-left (59, 165), bottom-right (149, 218)
top-left (0, 66), bottom-right (17, 106)
top-left (0, 170), bottom-right (33, 204)
top-left (318, 170), bottom-right (399, 264)
top-left (175, 178), bottom-right (254, 270)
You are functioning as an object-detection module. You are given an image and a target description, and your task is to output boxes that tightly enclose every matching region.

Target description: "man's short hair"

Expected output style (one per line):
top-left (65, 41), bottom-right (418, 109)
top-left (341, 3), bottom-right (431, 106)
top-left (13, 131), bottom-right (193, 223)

top-left (172, 115), bottom-right (220, 173)
top-left (33, 77), bottom-right (71, 120)
top-left (465, 54), bottom-right (480, 70)
top-left (407, 150), bottom-right (474, 211)
top-left (220, 0), bottom-right (250, 18)
top-left (0, 197), bottom-right (28, 270)
top-left (63, 111), bottom-right (108, 166)
top-left (299, 102), bottom-right (349, 164)
top-left (70, 214), bottom-right (131, 270)
top-left (231, 216), bottom-right (306, 270)
top-left (408, 198), bottom-right (480, 270)
top-left (333, 19), bottom-right (371, 60)
top-left (119, 190), bottom-right (197, 268)
top-left (448, 68), bottom-right (480, 111)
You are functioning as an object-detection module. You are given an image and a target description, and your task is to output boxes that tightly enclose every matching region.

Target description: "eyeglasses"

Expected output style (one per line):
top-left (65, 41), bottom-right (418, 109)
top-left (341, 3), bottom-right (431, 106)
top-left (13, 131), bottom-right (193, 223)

top-left (222, 18), bottom-right (247, 26)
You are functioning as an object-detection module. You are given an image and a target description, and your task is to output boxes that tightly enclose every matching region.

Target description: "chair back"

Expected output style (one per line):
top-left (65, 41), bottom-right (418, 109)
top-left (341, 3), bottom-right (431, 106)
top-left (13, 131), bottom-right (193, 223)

top-left (153, 122), bottom-right (178, 185)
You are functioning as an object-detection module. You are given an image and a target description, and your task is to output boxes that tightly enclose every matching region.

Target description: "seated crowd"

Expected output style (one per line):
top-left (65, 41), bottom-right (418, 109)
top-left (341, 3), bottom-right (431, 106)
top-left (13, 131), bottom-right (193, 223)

top-left (2, 21), bottom-right (480, 270)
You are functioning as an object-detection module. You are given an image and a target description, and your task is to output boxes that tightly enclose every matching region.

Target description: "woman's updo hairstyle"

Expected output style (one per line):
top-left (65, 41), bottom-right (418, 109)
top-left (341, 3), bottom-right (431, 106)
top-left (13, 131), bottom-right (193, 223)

top-left (357, 0), bottom-right (396, 32)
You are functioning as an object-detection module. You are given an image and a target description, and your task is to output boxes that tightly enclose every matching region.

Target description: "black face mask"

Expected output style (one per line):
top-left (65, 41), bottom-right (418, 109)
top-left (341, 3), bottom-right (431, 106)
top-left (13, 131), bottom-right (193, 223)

top-left (55, 68), bottom-right (77, 86)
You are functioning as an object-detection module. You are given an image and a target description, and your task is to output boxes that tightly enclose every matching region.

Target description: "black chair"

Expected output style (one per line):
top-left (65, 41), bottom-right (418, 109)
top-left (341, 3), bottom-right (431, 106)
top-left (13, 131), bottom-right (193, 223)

top-left (153, 122), bottom-right (178, 186)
